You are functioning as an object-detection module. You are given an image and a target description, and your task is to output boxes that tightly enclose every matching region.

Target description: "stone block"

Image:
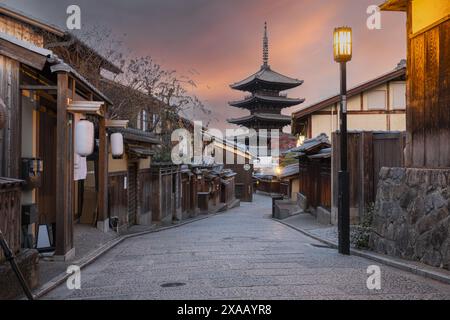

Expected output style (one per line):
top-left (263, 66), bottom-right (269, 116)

top-left (296, 193), bottom-right (308, 211)
top-left (316, 206), bottom-right (331, 225)
top-left (370, 167), bottom-right (450, 270)
top-left (273, 200), bottom-right (301, 220)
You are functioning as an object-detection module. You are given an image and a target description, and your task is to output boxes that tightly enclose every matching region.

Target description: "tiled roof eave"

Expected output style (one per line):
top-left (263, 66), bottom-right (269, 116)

top-left (229, 96), bottom-right (304, 108)
top-left (231, 78), bottom-right (304, 91)
top-left (230, 66), bottom-right (303, 90)
top-left (228, 114), bottom-right (291, 125)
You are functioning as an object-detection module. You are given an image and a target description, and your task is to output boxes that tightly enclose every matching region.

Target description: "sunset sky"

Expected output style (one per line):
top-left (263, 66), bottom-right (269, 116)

top-left (4, 0), bottom-right (406, 131)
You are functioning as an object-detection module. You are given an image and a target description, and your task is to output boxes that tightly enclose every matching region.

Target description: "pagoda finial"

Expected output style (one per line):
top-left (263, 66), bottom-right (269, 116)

top-left (263, 22), bottom-right (269, 67)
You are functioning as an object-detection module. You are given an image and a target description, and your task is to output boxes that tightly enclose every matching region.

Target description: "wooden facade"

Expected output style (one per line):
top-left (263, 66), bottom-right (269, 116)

top-left (297, 153), bottom-right (331, 211)
top-left (291, 66), bottom-right (407, 140)
top-left (380, 0), bottom-right (450, 168)
top-left (139, 169), bottom-right (152, 219)
top-left (0, 6), bottom-right (116, 259)
top-left (0, 54), bottom-right (21, 178)
top-left (180, 167), bottom-right (199, 218)
top-left (221, 173), bottom-right (236, 206)
top-left (222, 141), bottom-right (254, 202)
top-left (227, 163), bottom-right (254, 202)
top-left (108, 171), bottom-right (128, 231)
top-left (207, 135), bottom-right (254, 202)
top-left (151, 164), bottom-right (181, 225)
top-left (0, 178), bottom-right (23, 262)
top-left (107, 127), bottom-right (159, 231)
top-left (332, 131), bottom-right (406, 223)
top-left (405, 3), bottom-right (450, 168)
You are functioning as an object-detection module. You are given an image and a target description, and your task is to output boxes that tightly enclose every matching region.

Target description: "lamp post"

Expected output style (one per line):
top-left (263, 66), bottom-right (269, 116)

top-left (333, 26), bottom-right (352, 255)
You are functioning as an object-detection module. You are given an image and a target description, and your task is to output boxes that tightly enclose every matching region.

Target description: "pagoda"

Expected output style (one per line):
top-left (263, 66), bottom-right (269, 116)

top-left (228, 23), bottom-right (304, 154)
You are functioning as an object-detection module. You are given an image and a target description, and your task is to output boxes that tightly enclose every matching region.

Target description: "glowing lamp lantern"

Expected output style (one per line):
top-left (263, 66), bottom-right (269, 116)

top-left (275, 166), bottom-right (282, 177)
top-left (333, 27), bottom-right (352, 63)
top-left (111, 132), bottom-right (124, 159)
top-left (75, 119), bottom-right (95, 157)
top-left (333, 26), bottom-right (353, 255)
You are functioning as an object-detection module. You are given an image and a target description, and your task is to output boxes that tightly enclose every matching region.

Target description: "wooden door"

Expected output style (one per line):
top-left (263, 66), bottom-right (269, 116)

top-left (38, 110), bottom-right (57, 225)
top-left (127, 163), bottom-right (138, 226)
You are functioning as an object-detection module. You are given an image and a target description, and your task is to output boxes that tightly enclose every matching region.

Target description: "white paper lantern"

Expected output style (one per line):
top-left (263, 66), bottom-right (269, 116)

top-left (111, 132), bottom-right (124, 158)
top-left (75, 119), bottom-right (94, 157)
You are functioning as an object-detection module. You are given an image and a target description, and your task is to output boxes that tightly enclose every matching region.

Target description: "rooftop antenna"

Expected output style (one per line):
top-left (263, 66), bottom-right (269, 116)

top-left (263, 22), bottom-right (269, 68)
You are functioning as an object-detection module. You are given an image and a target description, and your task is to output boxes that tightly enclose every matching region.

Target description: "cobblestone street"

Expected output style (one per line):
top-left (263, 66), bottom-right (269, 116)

top-left (44, 195), bottom-right (450, 300)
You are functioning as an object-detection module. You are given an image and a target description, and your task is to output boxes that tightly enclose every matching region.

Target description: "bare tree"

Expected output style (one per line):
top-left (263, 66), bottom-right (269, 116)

top-left (42, 26), bottom-right (211, 161)
top-left (106, 56), bottom-right (210, 130)
top-left (42, 26), bottom-right (125, 86)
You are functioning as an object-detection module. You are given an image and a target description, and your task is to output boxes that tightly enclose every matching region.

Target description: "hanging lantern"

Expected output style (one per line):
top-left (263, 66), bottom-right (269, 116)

top-left (111, 132), bottom-right (124, 159)
top-left (75, 119), bottom-right (95, 157)
top-left (0, 98), bottom-right (7, 130)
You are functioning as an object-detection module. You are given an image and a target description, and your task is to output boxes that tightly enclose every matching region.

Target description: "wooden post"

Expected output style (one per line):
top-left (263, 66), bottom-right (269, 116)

top-left (97, 114), bottom-right (109, 231)
top-left (55, 72), bottom-right (73, 258)
top-left (405, 0), bottom-right (413, 167)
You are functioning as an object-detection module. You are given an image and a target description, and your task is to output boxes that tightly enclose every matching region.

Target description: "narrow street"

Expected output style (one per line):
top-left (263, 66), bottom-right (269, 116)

top-left (44, 195), bottom-right (450, 300)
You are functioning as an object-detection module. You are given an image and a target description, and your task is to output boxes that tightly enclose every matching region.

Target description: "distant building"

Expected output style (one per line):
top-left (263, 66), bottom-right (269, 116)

top-left (228, 23), bottom-right (304, 157)
top-left (292, 62), bottom-right (406, 140)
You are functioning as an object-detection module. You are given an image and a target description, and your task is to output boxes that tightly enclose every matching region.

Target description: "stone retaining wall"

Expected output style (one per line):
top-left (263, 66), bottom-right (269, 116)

top-left (370, 167), bottom-right (450, 270)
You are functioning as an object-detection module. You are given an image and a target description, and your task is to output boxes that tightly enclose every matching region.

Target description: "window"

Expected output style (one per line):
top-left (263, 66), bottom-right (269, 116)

top-left (137, 110), bottom-right (149, 131)
top-left (367, 90), bottom-right (386, 110)
top-left (136, 112), bottom-right (141, 130)
top-left (142, 110), bottom-right (148, 131)
top-left (390, 82), bottom-right (406, 110)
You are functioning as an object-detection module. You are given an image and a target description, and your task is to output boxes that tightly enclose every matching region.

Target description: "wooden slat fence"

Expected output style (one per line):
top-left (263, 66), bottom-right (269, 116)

top-left (332, 131), bottom-right (406, 223)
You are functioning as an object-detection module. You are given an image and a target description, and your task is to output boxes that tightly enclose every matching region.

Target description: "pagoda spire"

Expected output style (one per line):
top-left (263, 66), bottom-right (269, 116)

top-left (263, 22), bottom-right (269, 67)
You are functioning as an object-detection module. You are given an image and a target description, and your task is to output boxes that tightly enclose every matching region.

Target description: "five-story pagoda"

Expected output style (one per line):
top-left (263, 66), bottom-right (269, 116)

top-left (228, 23), bottom-right (304, 155)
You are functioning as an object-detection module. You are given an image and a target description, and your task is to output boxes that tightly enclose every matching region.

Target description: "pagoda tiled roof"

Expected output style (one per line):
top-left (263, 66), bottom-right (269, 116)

top-left (229, 94), bottom-right (304, 108)
top-left (228, 113), bottom-right (291, 126)
top-left (230, 65), bottom-right (303, 91)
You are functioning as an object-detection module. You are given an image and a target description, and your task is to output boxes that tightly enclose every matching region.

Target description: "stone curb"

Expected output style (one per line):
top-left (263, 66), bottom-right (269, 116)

top-left (273, 218), bottom-right (450, 285)
top-left (33, 210), bottom-right (227, 299)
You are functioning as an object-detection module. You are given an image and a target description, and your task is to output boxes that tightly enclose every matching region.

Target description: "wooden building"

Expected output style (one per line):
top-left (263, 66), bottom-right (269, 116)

top-left (150, 163), bottom-right (182, 226)
top-left (0, 4), bottom-right (120, 262)
top-left (361, 1), bottom-right (450, 268)
top-left (381, 0), bottom-right (450, 168)
top-left (180, 165), bottom-right (201, 219)
top-left (289, 135), bottom-right (332, 214)
top-left (107, 126), bottom-right (160, 232)
top-left (291, 64), bottom-right (406, 140)
top-left (332, 131), bottom-right (405, 224)
top-left (208, 134), bottom-right (255, 202)
top-left (279, 164), bottom-right (300, 199)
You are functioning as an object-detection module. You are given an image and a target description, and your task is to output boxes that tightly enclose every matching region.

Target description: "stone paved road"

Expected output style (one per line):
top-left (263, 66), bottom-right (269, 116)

top-left (44, 195), bottom-right (450, 300)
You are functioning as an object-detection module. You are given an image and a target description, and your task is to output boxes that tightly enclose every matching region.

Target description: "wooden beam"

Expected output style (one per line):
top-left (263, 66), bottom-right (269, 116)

top-left (379, 0), bottom-right (407, 12)
top-left (0, 6), bottom-right (65, 37)
top-left (386, 82), bottom-right (391, 131)
top-left (55, 72), bottom-right (73, 257)
top-left (20, 85), bottom-right (58, 91)
top-left (0, 38), bottom-right (48, 70)
top-left (97, 114), bottom-right (109, 226)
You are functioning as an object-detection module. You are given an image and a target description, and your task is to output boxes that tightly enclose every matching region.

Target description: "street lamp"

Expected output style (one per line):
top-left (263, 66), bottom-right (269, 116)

top-left (333, 26), bottom-right (352, 255)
